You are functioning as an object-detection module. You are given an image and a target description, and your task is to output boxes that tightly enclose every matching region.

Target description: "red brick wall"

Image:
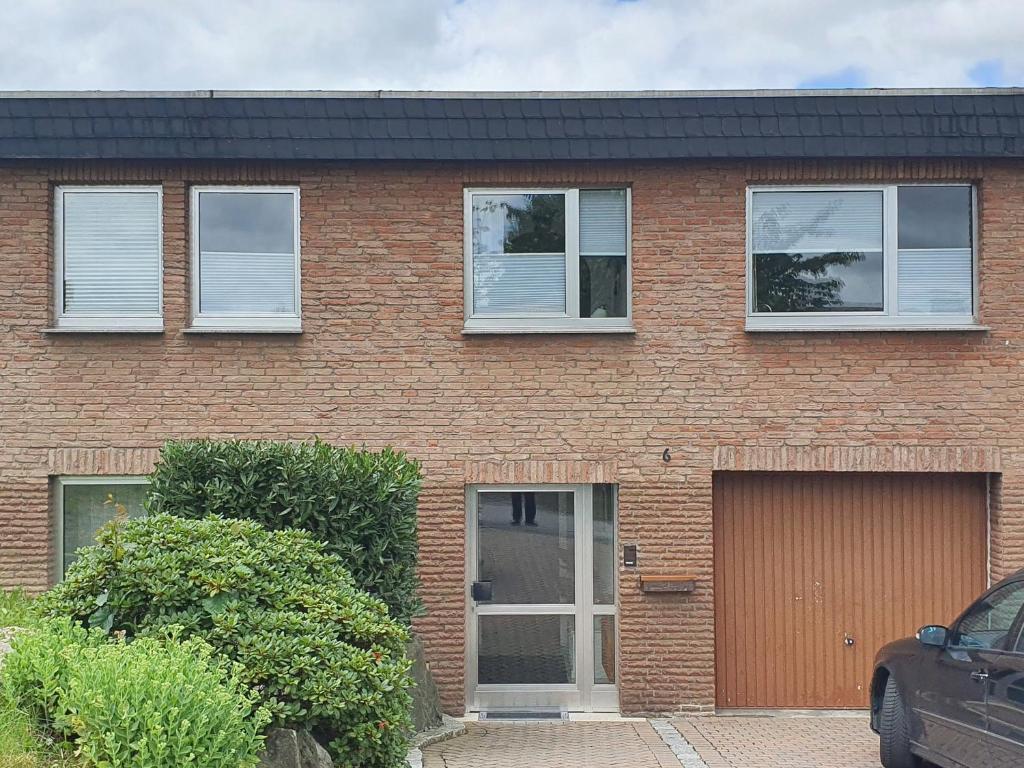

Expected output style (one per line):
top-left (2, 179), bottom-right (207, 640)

top-left (0, 158), bottom-right (1021, 714)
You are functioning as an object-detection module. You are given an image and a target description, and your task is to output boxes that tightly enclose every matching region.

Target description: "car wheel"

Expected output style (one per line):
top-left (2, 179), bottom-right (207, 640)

top-left (880, 676), bottom-right (916, 768)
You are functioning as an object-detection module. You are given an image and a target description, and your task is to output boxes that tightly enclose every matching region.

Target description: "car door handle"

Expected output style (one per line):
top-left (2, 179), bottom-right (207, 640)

top-left (970, 671), bottom-right (990, 683)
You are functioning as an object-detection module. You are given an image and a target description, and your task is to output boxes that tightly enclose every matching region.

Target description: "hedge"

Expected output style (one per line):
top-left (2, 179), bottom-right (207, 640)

top-left (145, 439), bottom-right (422, 623)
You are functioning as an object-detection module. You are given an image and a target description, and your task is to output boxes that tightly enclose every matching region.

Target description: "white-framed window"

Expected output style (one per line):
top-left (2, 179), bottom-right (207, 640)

top-left (463, 187), bottom-right (632, 333)
top-left (53, 186), bottom-right (163, 332)
top-left (746, 184), bottom-right (979, 331)
top-left (190, 186), bottom-right (301, 332)
top-left (55, 476), bottom-right (148, 577)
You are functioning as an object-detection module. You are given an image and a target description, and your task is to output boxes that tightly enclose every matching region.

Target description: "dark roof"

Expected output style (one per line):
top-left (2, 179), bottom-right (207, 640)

top-left (1, 89), bottom-right (1023, 161)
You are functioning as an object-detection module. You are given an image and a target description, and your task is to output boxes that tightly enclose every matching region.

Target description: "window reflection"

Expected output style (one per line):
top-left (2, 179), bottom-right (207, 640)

top-left (476, 491), bottom-right (575, 605)
top-left (751, 190), bottom-right (884, 313)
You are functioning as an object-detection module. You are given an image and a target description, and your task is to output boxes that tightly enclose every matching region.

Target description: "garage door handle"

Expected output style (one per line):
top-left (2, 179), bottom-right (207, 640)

top-left (843, 633), bottom-right (855, 647)
top-left (971, 671), bottom-right (989, 683)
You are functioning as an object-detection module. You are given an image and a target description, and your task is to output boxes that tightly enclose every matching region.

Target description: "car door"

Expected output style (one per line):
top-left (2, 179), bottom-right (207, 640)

top-left (915, 580), bottom-right (1024, 768)
top-left (984, 592), bottom-right (1024, 767)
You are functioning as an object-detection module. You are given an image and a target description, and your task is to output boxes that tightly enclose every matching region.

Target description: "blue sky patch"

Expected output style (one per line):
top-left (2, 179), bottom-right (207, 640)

top-left (968, 59), bottom-right (1006, 86)
top-left (797, 67), bottom-right (869, 89)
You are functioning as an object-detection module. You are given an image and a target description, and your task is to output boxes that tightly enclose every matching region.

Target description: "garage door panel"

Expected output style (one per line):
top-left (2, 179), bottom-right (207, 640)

top-left (714, 472), bottom-right (987, 709)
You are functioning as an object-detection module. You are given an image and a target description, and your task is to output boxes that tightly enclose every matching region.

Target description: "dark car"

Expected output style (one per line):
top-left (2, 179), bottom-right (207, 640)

top-left (871, 569), bottom-right (1024, 768)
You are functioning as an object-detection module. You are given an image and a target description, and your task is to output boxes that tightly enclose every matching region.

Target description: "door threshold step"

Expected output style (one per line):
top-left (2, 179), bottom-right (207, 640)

top-left (480, 710), bottom-right (568, 721)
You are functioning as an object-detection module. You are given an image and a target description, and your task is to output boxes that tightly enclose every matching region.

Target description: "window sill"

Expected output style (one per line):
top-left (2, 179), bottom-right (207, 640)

top-left (462, 322), bottom-right (636, 335)
top-left (186, 316), bottom-right (302, 334)
top-left (745, 321), bottom-right (988, 333)
top-left (183, 326), bottom-right (303, 335)
top-left (43, 326), bottom-right (164, 334)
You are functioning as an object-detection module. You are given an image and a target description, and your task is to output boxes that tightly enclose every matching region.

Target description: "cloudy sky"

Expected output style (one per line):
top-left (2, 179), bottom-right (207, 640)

top-left (2, 0), bottom-right (1022, 92)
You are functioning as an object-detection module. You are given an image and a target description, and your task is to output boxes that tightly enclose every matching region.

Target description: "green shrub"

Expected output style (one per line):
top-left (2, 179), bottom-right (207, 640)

top-left (0, 590), bottom-right (37, 630)
top-left (144, 439), bottom-right (423, 623)
top-left (64, 635), bottom-right (268, 768)
top-left (41, 514), bottom-right (413, 768)
top-left (1, 618), bottom-right (104, 734)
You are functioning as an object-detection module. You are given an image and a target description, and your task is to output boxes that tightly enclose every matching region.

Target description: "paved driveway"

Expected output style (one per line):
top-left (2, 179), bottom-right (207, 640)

top-left (420, 721), bottom-right (683, 768)
top-left (420, 716), bottom-right (881, 768)
top-left (672, 715), bottom-right (881, 768)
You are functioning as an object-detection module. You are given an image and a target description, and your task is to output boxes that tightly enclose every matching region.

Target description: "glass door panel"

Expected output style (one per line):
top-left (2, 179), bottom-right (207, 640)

top-left (477, 491), bottom-right (575, 604)
top-left (592, 485), bottom-right (616, 605)
top-left (479, 615), bottom-right (576, 685)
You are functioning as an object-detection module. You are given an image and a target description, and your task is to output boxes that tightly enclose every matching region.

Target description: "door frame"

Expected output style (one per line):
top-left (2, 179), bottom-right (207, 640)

top-left (464, 483), bottom-right (618, 712)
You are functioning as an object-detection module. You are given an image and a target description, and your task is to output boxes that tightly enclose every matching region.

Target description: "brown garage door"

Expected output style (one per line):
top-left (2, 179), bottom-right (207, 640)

top-left (714, 472), bottom-right (988, 709)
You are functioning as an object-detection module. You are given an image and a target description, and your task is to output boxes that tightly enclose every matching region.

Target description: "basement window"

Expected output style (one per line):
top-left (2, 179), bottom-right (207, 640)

top-left (56, 477), bottom-right (148, 576)
top-left (463, 188), bottom-right (633, 333)
top-left (746, 185), bottom-right (978, 331)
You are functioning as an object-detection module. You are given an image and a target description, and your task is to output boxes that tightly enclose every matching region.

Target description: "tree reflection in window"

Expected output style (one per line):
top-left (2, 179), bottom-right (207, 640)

top-left (752, 194), bottom-right (883, 313)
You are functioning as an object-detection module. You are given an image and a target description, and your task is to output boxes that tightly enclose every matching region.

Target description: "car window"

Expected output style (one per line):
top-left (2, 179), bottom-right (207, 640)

top-left (1013, 609), bottom-right (1024, 654)
top-left (952, 581), bottom-right (1024, 651)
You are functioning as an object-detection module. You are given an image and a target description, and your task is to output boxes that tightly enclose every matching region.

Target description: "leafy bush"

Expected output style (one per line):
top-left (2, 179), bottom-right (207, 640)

top-left (1, 618), bottom-right (104, 734)
top-left (145, 439), bottom-right (423, 623)
top-left (64, 635), bottom-right (268, 768)
top-left (1, 619), bottom-right (265, 768)
top-left (0, 590), bottom-right (37, 630)
top-left (41, 514), bottom-right (413, 768)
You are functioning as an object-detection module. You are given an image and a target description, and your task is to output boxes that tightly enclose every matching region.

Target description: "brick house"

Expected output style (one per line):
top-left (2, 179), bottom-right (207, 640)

top-left (0, 88), bottom-right (1021, 716)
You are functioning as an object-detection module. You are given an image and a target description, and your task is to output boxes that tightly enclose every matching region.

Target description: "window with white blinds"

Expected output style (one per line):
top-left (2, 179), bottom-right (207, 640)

top-left (465, 187), bottom-right (631, 332)
top-left (55, 187), bottom-right (163, 330)
top-left (191, 187), bottom-right (301, 331)
top-left (747, 184), bottom-right (976, 330)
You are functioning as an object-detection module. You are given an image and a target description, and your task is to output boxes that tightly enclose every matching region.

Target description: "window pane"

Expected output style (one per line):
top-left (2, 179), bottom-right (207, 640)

top-left (471, 194), bottom-right (565, 255)
top-left (478, 615), bottom-right (576, 684)
top-left (898, 249), bottom-right (973, 315)
top-left (752, 191), bottom-right (883, 253)
top-left (593, 485), bottom-right (616, 605)
top-left (62, 482), bottom-right (147, 574)
top-left (197, 191), bottom-right (297, 316)
top-left (62, 191), bottom-right (161, 315)
top-left (898, 186), bottom-right (972, 250)
top-left (594, 615), bottom-right (616, 684)
top-left (753, 250), bottom-right (884, 313)
top-left (477, 492), bottom-right (575, 605)
top-left (200, 253), bottom-right (297, 314)
top-left (953, 582), bottom-right (1024, 650)
top-left (199, 192), bottom-right (295, 254)
top-left (580, 256), bottom-right (627, 318)
top-left (896, 187), bottom-right (973, 317)
top-left (473, 254), bottom-right (566, 315)
top-left (580, 189), bottom-right (626, 254)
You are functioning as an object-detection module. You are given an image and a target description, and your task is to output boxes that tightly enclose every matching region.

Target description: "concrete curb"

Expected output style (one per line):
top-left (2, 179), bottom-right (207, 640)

top-left (407, 715), bottom-right (467, 767)
top-left (651, 719), bottom-right (711, 768)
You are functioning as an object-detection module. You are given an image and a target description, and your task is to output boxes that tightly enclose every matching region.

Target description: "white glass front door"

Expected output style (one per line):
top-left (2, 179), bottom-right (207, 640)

top-left (466, 484), bottom-right (618, 712)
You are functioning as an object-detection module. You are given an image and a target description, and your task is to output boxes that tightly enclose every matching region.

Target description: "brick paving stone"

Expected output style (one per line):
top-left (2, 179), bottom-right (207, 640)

top-left (671, 716), bottom-right (881, 768)
top-left (421, 721), bottom-right (683, 768)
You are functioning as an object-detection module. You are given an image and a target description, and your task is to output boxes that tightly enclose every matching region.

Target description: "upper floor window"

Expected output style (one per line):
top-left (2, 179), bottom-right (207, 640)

top-left (54, 186), bottom-right (163, 331)
top-left (464, 187), bottom-right (632, 333)
top-left (190, 186), bottom-right (301, 332)
top-left (746, 185), bottom-right (977, 331)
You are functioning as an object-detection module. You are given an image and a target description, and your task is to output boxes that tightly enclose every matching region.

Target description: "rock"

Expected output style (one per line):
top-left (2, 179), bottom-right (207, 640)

top-left (258, 728), bottom-right (332, 768)
top-left (407, 634), bottom-right (443, 732)
top-left (0, 627), bottom-right (17, 669)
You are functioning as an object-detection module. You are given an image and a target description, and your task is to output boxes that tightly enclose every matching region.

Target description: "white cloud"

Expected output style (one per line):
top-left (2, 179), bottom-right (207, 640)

top-left (0, 0), bottom-right (1020, 90)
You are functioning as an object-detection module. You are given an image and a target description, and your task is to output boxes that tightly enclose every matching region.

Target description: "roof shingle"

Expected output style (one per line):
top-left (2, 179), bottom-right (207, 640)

top-left (0, 90), bottom-right (1020, 160)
